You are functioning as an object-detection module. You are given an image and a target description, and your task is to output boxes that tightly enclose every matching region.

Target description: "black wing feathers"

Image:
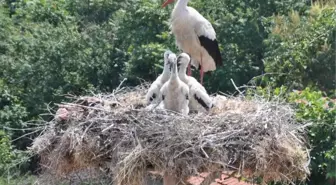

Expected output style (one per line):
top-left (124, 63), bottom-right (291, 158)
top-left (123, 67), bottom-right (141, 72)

top-left (198, 36), bottom-right (223, 67)
top-left (194, 94), bottom-right (210, 111)
top-left (150, 93), bottom-right (157, 102)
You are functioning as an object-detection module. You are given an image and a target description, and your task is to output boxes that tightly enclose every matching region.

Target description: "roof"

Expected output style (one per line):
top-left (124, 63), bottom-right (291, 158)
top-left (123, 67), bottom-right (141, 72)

top-left (186, 172), bottom-right (254, 185)
top-left (148, 171), bottom-right (255, 185)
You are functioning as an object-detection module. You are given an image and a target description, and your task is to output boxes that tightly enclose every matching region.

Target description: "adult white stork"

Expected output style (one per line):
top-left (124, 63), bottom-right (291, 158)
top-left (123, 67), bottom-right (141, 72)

top-left (162, 0), bottom-right (222, 85)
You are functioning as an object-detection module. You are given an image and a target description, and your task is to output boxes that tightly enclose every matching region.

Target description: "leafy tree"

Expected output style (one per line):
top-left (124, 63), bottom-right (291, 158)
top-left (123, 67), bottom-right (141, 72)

top-left (0, 130), bottom-right (12, 172)
top-left (0, 80), bottom-right (27, 147)
top-left (289, 88), bottom-right (336, 185)
top-left (263, 4), bottom-right (336, 94)
top-left (248, 86), bottom-right (336, 185)
top-left (0, 0), bottom-right (335, 184)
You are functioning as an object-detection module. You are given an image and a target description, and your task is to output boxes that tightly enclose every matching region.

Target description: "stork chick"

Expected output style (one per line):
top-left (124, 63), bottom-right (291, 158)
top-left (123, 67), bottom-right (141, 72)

top-left (146, 50), bottom-right (174, 105)
top-left (177, 53), bottom-right (213, 112)
top-left (160, 53), bottom-right (190, 115)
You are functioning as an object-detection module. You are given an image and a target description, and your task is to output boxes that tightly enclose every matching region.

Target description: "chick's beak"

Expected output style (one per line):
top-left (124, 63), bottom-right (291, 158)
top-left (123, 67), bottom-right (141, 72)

top-left (177, 61), bottom-right (181, 68)
top-left (162, 0), bottom-right (174, 8)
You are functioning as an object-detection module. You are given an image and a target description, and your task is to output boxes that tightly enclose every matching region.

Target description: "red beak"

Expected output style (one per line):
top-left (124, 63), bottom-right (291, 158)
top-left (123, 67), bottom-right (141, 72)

top-left (162, 0), bottom-right (174, 8)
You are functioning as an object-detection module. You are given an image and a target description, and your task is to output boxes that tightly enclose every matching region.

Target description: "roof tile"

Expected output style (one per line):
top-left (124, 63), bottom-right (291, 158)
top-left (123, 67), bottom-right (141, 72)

top-left (187, 176), bottom-right (204, 185)
top-left (221, 173), bottom-right (229, 179)
top-left (199, 172), bottom-right (211, 178)
top-left (149, 170), bottom-right (253, 185)
top-left (222, 177), bottom-right (239, 184)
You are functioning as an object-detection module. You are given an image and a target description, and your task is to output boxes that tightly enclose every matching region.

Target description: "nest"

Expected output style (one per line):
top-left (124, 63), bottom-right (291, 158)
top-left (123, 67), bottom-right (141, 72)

top-left (30, 84), bottom-right (310, 185)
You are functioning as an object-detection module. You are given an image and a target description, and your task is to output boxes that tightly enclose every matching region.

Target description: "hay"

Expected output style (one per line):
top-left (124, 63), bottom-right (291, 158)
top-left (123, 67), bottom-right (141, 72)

top-left (30, 84), bottom-right (310, 185)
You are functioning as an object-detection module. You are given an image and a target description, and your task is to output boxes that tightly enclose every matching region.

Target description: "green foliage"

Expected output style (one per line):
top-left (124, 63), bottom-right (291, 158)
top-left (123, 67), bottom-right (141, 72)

top-left (247, 86), bottom-right (336, 184)
top-left (0, 82), bottom-right (27, 132)
top-left (114, 0), bottom-right (174, 85)
top-left (245, 85), bottom-right (289, 101)
top-left (0, 2), bottom-right (126, 120)
top-left (0, 130), bottom-right (30, 177)
top-left (0, 0), bottom-right (335, 184)
top-left (190, 0), bottom-right (309, 92)
top-left (114, 0), bottom-right (171, 47)
top-left (125, 43), bottom-right (169, 85)
top-left (0, 174), bottom-right (36, 185)
top-left (65, 0), bottom-right (132, 24)
top-left (0, 131), bottom-right (12, 170)
top-left (12, 0), bottom-right (70, 25)
top-left (263, 4), bottom-right (336, 94)
top-left (288, 88), bottom-right (336, 184)
top-left (0, 130), bottom-right (32, 182)
top-left (0, 81), bottom-right (28, 149)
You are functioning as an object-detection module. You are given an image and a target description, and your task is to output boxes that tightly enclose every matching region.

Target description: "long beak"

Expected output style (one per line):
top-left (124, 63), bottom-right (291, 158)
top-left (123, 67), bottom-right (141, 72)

top-left (169, 62), bottom-right (173, 72)
top-left (177, 61), bottom-right (181, 70)
top-left (162, 0), bottom-right (174, 8)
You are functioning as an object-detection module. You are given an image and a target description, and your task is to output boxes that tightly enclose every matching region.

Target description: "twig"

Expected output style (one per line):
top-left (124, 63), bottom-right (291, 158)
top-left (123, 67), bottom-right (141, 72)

top-left (113, 78), bottom-right (128, 94)
top-left (230, 78), bottom-right (243, 95)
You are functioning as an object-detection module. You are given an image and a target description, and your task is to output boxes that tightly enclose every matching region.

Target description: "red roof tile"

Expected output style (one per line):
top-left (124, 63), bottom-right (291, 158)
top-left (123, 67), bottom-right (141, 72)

top-left (221, 173), bottom-right (229, 179)
top-left (222, 177), bottom-right (239, 185)
top-left (187, 176), bottom-right (204, 185)
top-left (148, 170), bottom-right (254, 185)
top-left (199, 172), bottom-right (211, 178)
top-left (186, 171), bottom-right (253, 185)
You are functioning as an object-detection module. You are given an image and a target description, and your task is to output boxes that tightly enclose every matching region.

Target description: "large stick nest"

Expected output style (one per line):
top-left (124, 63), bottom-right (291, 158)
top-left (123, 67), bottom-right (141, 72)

top-left (30, 84), bottom-right (310, 185)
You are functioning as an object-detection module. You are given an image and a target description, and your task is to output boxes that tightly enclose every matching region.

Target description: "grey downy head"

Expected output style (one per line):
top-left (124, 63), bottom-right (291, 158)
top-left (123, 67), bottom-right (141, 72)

top-left (177, 53), bottom-right (191, 71)
top-left (168, 53), bottom-right (177, 74)
top-left (164, 50), bottom-right (173, 66)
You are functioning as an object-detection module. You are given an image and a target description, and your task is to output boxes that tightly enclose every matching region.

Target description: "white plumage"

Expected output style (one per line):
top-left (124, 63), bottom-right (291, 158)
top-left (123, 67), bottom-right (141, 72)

top-left (145, 50), bottom-right (173, 105)
top-left (162, 0), bottom-right (222, 85)
top-left (160, 53), bottom-right (190, 115)
top-left (177, 53), bottom-right (213, 112)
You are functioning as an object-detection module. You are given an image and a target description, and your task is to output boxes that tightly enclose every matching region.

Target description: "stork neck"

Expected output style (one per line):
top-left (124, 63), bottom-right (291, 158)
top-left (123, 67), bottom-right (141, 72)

top-left (175, 0), bottom-right (189, 9)
top-left (162, 64), bottom-right (170, 77)
top-left (170, 63), bottom-right (178, 80)
top-left (178, 65), bottom-right (188, 82)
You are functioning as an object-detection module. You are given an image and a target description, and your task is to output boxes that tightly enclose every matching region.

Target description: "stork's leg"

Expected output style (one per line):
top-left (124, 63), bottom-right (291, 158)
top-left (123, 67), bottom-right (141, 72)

top-left (200, 66), bottom-right (204, 85)
top-left (187, 62), bottom-right (192, 76)
top-left (200, 53), bottom-right (204, 85)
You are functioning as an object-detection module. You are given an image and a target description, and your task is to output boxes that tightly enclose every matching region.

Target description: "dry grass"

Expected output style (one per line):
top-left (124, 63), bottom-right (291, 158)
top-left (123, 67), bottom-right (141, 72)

top-left (29, 84), bottom-right (310, 185)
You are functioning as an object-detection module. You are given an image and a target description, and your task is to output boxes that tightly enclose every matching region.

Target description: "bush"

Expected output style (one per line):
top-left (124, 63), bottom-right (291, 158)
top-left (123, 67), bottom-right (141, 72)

top-left (1, 0), bottom-right (335, 183)
top-left (288, 88), bottom-right (335, 185)
top-left (0, 131), bottom-right (12, 173)
top-left (0, 81), bottom-right (27, 146)
top-left (188, 0), bottom-right (309, 93)
top-left (263, 3), bottom-right (336, 94)
top-left (247, 86), bottom-right (335, 184)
